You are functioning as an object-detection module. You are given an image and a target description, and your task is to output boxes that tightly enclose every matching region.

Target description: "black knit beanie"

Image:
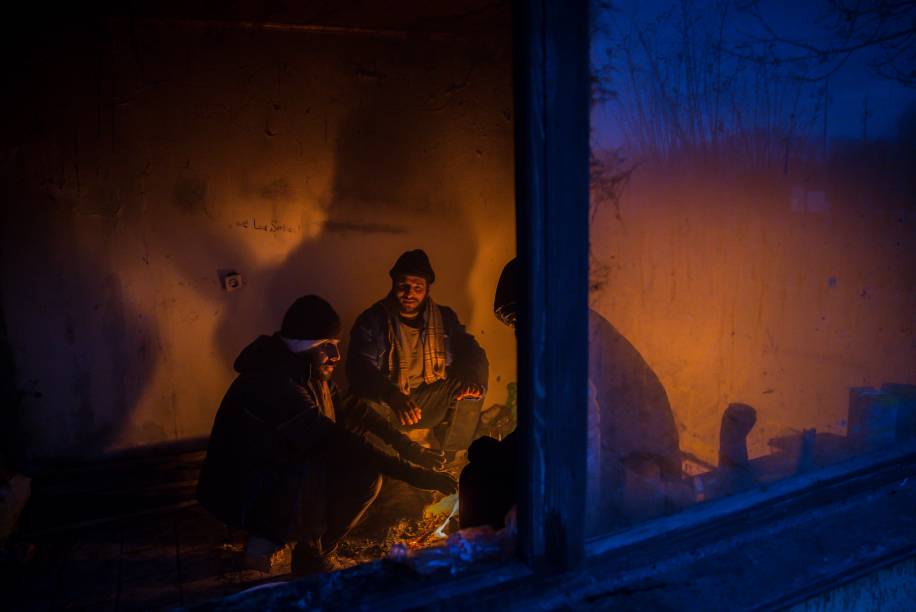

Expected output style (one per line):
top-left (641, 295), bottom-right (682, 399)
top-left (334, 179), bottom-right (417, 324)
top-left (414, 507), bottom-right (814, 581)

top-left (280, 295), bottom-right (341, 340)
top-left (389, 249), bottom-right (435, 284)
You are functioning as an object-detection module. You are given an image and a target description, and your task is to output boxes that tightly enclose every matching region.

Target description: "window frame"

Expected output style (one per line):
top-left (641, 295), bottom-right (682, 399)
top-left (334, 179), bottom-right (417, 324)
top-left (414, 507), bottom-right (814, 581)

top-left (513, 0), bottom-right (591, 571)
top-left (511, 0), bottom-right (916, 573)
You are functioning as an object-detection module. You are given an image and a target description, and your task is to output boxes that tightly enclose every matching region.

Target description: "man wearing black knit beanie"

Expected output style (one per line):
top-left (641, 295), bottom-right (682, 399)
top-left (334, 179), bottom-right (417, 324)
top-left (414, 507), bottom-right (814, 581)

top-left (197, 295), bottom-right (456, 575)
top-left (347, 249), bottom-right (489, 453)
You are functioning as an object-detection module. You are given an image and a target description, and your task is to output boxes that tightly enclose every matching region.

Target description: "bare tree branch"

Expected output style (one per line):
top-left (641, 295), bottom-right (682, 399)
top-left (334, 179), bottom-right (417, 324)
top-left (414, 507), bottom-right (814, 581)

top-left (740, 0), bottom-right (916, 86)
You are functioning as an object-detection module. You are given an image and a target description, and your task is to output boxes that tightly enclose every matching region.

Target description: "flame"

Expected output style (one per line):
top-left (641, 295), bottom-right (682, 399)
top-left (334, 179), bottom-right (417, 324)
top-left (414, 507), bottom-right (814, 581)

top-left (409, 493), bottom-right (459, 547)
top-left (423, 493), bottom-right (458, 519)
top-left (432, 495), bottom-right (460, 539)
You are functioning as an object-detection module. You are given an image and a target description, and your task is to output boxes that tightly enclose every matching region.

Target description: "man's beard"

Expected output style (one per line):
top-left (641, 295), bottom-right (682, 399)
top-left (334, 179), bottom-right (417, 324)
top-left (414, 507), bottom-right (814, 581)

top-left (301, 353), bottom-right (334, 382)
top-left (398, 295), bottom-right (427, 317)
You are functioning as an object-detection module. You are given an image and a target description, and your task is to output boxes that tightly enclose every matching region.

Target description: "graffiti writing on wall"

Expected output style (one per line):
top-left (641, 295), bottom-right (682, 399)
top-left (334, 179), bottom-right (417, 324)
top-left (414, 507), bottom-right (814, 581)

top-left (233, 219), bottom-right (297, 233)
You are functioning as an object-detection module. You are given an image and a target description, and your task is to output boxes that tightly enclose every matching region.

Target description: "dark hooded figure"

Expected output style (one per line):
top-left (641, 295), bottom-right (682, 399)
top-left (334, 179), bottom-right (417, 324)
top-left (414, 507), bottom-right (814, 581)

top-left (347, 249), bottom-right (489, 452)
top-left (197, 295), bottom-right (457, 575)
top-left (459, 259), bottom-right (682, 532)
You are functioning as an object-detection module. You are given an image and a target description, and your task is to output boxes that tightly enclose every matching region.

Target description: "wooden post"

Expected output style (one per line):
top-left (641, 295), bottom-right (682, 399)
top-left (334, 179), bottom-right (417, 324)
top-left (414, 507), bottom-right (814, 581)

top-left (513, 0), bottom-right (590, 571)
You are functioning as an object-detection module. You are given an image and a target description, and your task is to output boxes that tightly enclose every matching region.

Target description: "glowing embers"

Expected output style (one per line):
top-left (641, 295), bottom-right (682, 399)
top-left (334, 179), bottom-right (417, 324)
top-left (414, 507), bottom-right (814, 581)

top-left (385, 494), bottom-right (459, 552)
top-left (387, 500), bottom-right (517, 575)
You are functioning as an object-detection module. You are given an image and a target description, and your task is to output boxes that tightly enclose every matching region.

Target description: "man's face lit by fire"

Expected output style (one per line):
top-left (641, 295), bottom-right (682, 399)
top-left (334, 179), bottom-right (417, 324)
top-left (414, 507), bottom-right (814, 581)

top-left (306, 340), bottom-right (341, 381)
top-left (394, 275), bottom-right (428, 317)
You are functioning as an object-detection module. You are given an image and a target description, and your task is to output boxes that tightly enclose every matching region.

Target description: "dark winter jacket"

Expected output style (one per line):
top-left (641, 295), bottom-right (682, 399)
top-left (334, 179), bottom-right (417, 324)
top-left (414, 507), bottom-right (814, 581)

top-left (196, 334), bottom-right (408, 544)
top-left (347, 298), bottom-right (489, 403)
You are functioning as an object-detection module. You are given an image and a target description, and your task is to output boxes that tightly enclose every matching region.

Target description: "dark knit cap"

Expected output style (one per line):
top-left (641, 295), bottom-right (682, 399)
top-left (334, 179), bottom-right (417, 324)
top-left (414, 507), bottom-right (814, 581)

top-left (280, 295), bottom-right (341, 340)
top-left (389, 249), bottom-right (435, 284)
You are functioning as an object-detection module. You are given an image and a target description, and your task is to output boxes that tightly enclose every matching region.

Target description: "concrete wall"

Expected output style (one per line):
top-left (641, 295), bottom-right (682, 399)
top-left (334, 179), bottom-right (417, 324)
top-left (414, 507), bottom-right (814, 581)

top-left (1, 3), bottom-right (516, 459)
top-left (589, 150), bottom-right (915, 461)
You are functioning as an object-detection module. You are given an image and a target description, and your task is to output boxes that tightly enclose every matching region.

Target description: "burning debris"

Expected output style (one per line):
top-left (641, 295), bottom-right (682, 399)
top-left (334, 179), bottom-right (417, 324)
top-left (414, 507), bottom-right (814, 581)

top-left (331, 462), bottom-right (466, 567)
top-left (387, 506), bottom-right (517, 576)
top-left (331, 396), bottom-right (518, 571)
top-left (427, 494), bottom-right (460, 540)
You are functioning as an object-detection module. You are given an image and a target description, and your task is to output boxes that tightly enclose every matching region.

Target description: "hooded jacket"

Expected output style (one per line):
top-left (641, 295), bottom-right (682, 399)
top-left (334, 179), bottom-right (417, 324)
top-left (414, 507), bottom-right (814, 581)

top-left (196, 334), bottom-right (408, 543)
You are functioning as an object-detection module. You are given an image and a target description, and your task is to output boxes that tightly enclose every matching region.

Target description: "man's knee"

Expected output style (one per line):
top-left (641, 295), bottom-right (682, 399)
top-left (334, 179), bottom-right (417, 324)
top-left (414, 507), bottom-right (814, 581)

top-left (437, 397), bottom-right (484, 451)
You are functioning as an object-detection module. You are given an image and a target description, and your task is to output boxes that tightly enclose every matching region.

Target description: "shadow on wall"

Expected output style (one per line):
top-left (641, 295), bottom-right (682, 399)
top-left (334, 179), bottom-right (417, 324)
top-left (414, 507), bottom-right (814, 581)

top-left (2, 11), bottom-right (505, 460)
top-left (214, 104), bottom-right (478, 388)
top-left (153, 102), bottom-right (479, 422)
top-left (0, 284), bottom-right (28, 474)
top-left (587, 134), bottom-right (916, 461)
top-left (7, 117), bottom-right (479, 459)
top-left (4, 189), bottom-right (162, 458)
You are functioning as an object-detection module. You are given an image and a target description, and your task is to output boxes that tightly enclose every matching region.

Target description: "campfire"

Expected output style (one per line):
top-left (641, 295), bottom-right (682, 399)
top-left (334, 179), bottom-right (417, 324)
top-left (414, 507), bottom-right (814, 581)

top-left (412, 494), bottom-right (460, 546)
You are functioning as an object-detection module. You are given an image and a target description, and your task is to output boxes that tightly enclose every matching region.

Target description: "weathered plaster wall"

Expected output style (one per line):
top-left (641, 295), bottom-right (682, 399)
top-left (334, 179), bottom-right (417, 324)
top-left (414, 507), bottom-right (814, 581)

top-left (2, 4), bottom-right (516, 459)
top-left (590, 154), bottom-right (915, 461)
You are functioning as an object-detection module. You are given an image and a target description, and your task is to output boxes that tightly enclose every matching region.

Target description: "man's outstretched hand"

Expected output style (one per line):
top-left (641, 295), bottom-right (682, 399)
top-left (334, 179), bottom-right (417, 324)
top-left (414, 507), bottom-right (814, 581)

top-left (453, 382), bottom-right (485, 401)
top-left (332, 426), bottom-right (455, 494)
top-left (389, 392), bottom-right (422, 426)
top-left (404, 466), bottom-right (458, 495)
top-left (399, 442), bottom-right (446, 469)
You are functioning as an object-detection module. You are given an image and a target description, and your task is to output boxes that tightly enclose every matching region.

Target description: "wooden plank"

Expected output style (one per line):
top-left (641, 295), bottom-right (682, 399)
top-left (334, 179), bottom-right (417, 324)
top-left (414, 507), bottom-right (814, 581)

top-left (21, 448), bottom-right (203, 537)
top-left (25, 500), bottom-right (199, 538)
top-left (30, 451), bottom-right (204, 498)
top-left (513, 0), bottom-right (590, 571)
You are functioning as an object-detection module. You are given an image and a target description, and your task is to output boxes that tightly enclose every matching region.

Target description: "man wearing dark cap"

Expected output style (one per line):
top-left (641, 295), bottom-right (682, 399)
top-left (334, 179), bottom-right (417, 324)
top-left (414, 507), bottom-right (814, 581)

top-left (347, 249), bottom-right (489, 452)
top-left (459, 259), bottom-right (684, 532)
top-left (197, 295), bottom-right (457, 575)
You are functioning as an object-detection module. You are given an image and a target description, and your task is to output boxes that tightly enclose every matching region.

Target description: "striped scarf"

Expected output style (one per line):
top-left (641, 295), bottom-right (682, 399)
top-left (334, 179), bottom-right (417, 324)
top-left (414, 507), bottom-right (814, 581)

top-left (385, 297), bottom-right (447, 395)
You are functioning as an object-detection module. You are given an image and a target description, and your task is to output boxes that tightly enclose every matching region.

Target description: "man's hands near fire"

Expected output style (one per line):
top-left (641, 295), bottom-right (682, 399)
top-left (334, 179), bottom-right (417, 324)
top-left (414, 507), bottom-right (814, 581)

top-left (389, 383), bottom-right (484, 425)
top-left (388, 437), bottom-right (453, 493)
top-left (399, 442), bottom-right (446, 469)
top-left (453, 382), bottom-right (485, 401)
top-left (404, 465), bottom-right (457, 495)
top-left (389, 392), bottom-right (422, 426)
